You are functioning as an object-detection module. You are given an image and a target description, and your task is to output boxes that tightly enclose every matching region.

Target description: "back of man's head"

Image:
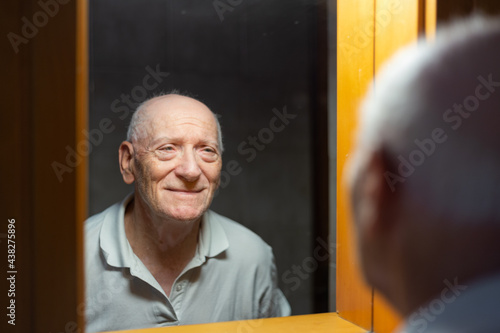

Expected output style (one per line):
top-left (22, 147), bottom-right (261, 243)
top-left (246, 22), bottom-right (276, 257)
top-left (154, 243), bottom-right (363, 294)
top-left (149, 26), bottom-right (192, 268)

top-left (350, 15), bottom-right (500, 315)
top-left (360, 16), bottom-right (500, 224)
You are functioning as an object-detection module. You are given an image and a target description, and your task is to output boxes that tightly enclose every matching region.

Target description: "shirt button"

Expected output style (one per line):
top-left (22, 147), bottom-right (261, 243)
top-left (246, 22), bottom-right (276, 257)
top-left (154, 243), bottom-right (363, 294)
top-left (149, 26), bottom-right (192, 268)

top-left (176, 284), bottom-right (182, 292)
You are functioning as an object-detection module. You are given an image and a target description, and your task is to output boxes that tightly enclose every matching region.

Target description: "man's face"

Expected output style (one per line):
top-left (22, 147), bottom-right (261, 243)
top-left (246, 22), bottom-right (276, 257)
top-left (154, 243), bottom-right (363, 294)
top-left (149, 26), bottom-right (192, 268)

top-left (129, 96), bottom-right (222, 223)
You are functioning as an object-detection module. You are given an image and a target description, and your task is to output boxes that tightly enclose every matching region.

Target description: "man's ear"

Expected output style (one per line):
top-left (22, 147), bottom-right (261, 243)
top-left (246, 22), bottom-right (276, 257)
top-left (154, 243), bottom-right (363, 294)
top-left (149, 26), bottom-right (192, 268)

top-left (119, 141), bottom-right (135, 184)
top-left (357, 148), bottom-right (397, 236)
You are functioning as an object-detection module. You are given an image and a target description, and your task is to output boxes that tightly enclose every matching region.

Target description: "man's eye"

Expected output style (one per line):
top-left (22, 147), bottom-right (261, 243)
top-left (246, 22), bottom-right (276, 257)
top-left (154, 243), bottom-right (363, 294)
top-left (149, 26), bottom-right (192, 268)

top-left (156, 146), bottom-right (176, 160)
top-left (200, 146), bottom-right (218, 154)
top-left (199, 147), bottom-right (219, 162)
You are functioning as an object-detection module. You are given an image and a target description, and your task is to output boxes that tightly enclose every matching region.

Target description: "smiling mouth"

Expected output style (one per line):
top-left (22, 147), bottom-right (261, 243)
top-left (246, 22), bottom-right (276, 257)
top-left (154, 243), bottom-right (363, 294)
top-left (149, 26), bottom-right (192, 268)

top-left (168, 189), bottom-right (204, 194)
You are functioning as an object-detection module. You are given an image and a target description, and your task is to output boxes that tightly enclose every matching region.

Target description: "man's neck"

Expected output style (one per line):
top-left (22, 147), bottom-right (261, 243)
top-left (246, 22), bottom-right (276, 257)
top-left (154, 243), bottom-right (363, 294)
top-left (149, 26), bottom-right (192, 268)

top-left (123, 196), bottom-right (201, 272)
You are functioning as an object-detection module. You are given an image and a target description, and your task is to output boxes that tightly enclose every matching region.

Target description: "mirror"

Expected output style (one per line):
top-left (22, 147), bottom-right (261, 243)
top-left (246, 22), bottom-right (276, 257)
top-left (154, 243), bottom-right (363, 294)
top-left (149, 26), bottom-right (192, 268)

top-left (87, 0), bottom-right (334, 325)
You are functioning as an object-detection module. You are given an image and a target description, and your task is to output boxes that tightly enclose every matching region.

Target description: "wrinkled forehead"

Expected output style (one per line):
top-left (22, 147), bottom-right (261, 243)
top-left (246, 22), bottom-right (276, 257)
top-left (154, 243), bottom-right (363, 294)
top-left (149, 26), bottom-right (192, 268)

top-left (141, 95), bottom-right (218, 141)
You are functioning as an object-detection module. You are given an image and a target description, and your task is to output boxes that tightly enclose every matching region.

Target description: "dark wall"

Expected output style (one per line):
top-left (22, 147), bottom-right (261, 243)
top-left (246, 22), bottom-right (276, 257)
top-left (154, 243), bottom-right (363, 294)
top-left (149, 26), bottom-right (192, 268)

top-left (89, 0), bottom-right (325, 315)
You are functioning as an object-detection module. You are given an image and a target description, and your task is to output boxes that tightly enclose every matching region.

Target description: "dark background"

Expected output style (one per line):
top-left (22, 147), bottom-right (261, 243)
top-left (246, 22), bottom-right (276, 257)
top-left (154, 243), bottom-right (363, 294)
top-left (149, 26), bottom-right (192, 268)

top-left (88, 0), bottom-right (331, 315)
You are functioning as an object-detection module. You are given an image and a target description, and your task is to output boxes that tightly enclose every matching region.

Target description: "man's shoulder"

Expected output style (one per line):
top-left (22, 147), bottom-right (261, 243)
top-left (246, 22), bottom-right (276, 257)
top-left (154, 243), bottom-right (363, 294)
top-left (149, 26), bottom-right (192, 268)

top-left (207, 210), bottom-right (273, 259)
top-left (85, 200), bottom-right (124, 242)
top-left (208, 210), bottom-right (268, 242)
top-left (86, 203), bottom-right (116, 229)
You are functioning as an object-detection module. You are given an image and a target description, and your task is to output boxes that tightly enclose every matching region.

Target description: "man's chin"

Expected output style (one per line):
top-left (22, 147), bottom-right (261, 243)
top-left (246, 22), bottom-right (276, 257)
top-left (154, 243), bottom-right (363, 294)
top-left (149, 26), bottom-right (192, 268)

top-left (163, 207), bottom-right (206, 223)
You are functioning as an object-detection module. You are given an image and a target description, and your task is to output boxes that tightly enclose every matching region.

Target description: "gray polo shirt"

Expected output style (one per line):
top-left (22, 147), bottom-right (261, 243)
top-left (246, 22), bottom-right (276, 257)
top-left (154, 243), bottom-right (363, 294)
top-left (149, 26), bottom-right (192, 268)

top-left (396, 272), bottom-right (500, 333)
top-left (84, 194), bottom-right (290, 332)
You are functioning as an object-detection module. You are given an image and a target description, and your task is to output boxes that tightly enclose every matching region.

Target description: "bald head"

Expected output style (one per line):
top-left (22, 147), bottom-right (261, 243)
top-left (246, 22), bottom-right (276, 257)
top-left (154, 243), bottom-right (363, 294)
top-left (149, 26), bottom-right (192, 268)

top-left (127, 94), bottom-right (224, 152)
top-left (356, 16), bottom-right (500, 225)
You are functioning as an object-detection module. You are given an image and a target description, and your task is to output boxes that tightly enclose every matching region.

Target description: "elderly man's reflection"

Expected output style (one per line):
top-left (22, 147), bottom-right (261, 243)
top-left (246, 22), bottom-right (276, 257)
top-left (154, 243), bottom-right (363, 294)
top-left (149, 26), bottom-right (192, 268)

top-left (85, 93), bottom-right (290, 332)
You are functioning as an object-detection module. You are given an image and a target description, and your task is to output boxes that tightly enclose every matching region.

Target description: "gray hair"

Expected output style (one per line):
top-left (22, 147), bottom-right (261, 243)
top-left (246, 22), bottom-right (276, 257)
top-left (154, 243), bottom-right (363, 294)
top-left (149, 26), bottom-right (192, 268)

top-left (126, 91), bottom-right (224, 152)
top-left (356, 15), bottom-right (500, 225)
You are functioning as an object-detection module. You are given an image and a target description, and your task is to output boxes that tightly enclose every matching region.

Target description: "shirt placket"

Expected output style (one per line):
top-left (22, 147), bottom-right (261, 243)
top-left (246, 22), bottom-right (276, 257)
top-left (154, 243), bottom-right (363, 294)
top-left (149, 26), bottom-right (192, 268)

top-left (130, 256), bottom-right (179, 325)
top-left (170, 278), bottom-right (188, 317)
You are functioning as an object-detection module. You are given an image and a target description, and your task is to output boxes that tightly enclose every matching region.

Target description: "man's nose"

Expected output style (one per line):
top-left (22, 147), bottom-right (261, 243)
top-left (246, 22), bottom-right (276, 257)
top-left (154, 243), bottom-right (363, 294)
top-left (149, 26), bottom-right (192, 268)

top-left (175, 149), bottom-right (202, 182)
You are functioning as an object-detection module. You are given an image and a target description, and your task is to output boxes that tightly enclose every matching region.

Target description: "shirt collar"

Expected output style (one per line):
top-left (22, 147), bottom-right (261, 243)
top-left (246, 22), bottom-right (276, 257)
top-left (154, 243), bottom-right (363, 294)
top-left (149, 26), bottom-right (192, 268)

top-left (99, 193), bottom-right (135, 268)
top-left (99, 194), bottom-right (229, 268)
top-left (198, 210), bottom-right (229, 259)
